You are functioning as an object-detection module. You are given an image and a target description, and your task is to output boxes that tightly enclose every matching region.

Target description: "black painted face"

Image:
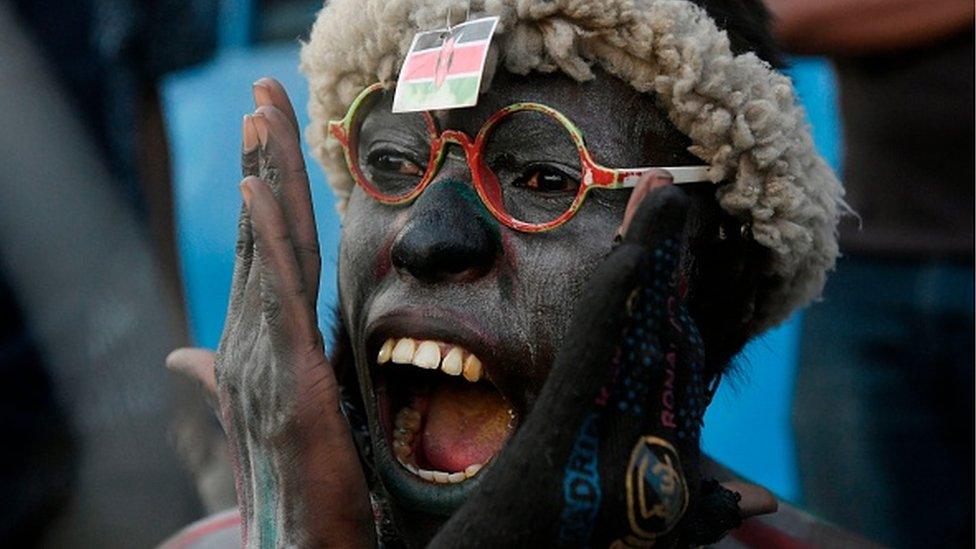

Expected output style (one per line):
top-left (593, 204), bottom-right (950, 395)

top-left (337, 69), bottom-right (700, 544)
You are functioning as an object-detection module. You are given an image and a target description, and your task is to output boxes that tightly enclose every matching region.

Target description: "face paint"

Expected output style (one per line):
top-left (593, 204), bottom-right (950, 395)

top-left (337, 69), bottom-right (706, 545)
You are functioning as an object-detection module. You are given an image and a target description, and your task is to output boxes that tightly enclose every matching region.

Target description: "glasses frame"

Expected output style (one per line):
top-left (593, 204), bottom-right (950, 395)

top-left (328, 83), bottom-right (710, 232)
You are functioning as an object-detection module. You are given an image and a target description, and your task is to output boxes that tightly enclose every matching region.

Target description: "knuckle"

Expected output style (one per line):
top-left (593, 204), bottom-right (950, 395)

top-left (262, 294), bottom-right (284, 325)
top-left (213, 350), bottom-right (244, 390)
top-left (258, 157), bottom-right (281, 188)
top-left (293, 242), bottom-right (321, 259)
top-left (235, 237), bottom-right (252, 259)
top-left (241, 150), bottom-right (259, 176)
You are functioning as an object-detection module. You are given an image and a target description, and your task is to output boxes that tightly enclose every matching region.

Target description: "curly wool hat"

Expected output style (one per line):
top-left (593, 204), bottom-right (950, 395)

top-left (300, 0), bottom-right (845, 332)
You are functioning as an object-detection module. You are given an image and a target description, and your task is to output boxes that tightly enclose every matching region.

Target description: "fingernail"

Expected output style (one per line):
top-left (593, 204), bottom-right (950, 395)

top-left (251, 113), bottom-right (269, 148)
top-left (242, 115), bottom-right (258, 152)
top-left (240, 180), bottom-right (252, 209)
top-left (253, 81), bottom-right (273, 107)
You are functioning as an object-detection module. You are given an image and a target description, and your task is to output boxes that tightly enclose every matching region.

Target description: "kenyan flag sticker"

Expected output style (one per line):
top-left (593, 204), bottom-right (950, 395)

top-left (392, 16), bottom-right (500, 113)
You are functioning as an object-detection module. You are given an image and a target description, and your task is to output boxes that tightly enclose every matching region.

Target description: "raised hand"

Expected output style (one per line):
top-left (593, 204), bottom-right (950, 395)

top-left (167, 78), bottom-right (373, 548)
top-left (430, 179), bottom-right (770, 548)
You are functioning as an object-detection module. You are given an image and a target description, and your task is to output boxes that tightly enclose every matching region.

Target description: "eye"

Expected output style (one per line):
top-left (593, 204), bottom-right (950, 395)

top-left (366, 149), bottom-right (424, 177)
top-left (511, 164), bottom-right (579, 193)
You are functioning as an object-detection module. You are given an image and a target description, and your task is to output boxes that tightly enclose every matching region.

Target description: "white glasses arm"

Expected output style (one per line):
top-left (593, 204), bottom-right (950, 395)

top-left (617, 165), bottom-right (711, 187)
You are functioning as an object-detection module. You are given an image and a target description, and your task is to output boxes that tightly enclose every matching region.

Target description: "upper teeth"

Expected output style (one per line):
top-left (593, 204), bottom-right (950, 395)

top-left (377, 338), bottom-right (483, 382)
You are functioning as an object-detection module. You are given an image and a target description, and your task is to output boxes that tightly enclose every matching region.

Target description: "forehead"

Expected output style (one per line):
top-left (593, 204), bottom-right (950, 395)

top-left (443, 69), bottom-right (693, 167)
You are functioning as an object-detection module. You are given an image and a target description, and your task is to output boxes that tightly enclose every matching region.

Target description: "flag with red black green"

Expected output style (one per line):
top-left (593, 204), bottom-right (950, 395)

top-left (393, 16), bottom-right (499, 113)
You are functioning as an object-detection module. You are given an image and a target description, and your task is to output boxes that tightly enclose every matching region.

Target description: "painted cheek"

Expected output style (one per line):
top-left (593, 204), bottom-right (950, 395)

top-left (373, 212), bottom-right (410, 280)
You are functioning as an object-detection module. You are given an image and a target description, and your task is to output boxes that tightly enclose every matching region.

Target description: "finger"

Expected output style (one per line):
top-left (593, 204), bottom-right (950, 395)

top-left (722, 481), bottom-right (779, 518)
top-left (242, 176), bottom-right (318, 353)
top-left (244, 178), bottom-right (373, 547)
top-left (242, 112), bottom-right (260, 178)
top-left (166, 347), bottom-right (218, 401)
top-left (617, 168), bottom-right (675, 238)
top-left (253, 77), bottom-right (300, 137)
top-left (251, 106), bottom-right (321, 308)
top-left (252, 105), bottom-right (307, 188)
top-left (225, 116), bottom-right (260, 324)
top-left (622, 183), bottom-right (690, 250)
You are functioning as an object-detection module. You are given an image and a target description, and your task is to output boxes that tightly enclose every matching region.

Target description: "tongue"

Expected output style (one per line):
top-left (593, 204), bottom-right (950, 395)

top-left (422, 380), bottom-right (513, 473)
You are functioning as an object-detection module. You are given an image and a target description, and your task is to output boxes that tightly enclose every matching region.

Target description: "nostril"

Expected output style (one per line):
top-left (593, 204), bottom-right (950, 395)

top-left (391, 227), bottom-right (497, 283)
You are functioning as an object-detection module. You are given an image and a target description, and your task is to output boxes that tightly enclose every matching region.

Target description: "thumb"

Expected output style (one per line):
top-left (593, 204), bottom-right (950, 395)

top-left (617, 168), bottom-right (676, 239)
top-left (621, 182), bottom-right (691, 252)
top-left (166, 347), bottom-right (218, 403)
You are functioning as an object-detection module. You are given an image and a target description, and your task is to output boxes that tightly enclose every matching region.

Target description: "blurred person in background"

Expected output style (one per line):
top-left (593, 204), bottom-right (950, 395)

top-left (0, 1), bottom-right (220, 546)
top-left (765, 0), bottom-right (974, 546)
top-left (10, 0), bottom-right (221, 296)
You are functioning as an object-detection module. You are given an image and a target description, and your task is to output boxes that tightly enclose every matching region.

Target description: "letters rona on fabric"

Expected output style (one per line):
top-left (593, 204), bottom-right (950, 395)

top-left (393, 16), bottom-right (499, 113)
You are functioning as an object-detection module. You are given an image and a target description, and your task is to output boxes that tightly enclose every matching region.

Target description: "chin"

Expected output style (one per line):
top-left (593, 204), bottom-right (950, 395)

top-left (352, 305), bottom-right (538, 524)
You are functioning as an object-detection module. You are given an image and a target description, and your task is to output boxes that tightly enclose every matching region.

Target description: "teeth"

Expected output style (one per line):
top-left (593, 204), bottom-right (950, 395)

top-left (395, 408), bottom-right (422, 432)
top-left (377, 339), bottom-right (394, 364)
top-left (441, 347), bottom-right (463, 375)
top-left (382, 342), bottom-right (495, 485)
top-left (393, 407), bottom-right (422, 462)
top-left (448, 472), bottom-right (466, 483)
top-left (462, 354), bottom-right (483, 382)
top-left (413, 341), bottom-right (441, 369)
top-left (377, 338), bottom-right (483, 384)
top-left (397, 455), bottom-right (488, 484)
top-left (392, 409), bottom-right (490, 485)
top-left (432, 471), bottom-right (450, 483)
top-left (391, 338), bottom-right (416, 363)
top-left (392, 438), bottom-right (412, 459)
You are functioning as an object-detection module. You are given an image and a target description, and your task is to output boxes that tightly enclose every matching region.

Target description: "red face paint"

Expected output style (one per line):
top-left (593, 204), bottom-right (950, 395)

top-left (373, 214), bottom-right (409, 280)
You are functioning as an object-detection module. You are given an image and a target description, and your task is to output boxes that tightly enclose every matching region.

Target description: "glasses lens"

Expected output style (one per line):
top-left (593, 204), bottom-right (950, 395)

top-left (352, 91), bottom-right (434, 200)
top-left (483, 109), bottom-right (583, 226)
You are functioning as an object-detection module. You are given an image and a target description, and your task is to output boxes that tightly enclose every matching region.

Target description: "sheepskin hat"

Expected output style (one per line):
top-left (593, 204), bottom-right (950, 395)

top-left (299, 0), bottom-right (845, 332)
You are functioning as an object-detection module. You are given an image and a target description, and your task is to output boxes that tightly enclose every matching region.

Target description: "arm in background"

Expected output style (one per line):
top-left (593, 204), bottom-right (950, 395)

top-left (765, 0), bottom-right (973, 54)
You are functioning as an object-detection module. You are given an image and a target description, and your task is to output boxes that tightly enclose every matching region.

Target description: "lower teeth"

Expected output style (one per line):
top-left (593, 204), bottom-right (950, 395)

top-left (396, 455), bottom-right (486, 484)
top-left (393, 406), bottom-right (488, 484)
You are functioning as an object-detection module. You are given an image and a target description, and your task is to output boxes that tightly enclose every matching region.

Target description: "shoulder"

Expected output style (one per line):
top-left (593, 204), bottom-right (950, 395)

top-left (720, 501), bottom-right (881, 548)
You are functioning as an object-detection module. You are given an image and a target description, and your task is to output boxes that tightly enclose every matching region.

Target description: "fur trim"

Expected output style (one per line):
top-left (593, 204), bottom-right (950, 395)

top-left (299, 0), bottom-right (845, 332)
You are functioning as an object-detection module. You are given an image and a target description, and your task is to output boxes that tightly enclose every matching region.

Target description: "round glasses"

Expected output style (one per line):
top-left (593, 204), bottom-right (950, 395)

top-left (328, 83), bottom-right (710, 232)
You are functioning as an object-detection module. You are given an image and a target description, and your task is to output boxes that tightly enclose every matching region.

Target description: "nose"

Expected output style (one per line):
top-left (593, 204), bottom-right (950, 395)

top-left (390, 179), bottom-right (501, 283)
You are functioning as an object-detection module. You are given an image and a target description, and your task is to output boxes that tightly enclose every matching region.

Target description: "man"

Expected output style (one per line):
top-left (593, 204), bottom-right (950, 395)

top-left (168, 0), bottom-right (845, 546)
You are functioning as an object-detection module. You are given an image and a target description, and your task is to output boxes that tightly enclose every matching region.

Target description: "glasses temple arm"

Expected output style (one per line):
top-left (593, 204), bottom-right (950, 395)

top-left (615, 165), bottom-right (712, 187)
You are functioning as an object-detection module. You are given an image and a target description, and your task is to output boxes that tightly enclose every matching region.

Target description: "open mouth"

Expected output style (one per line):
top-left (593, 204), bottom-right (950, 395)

top-left (373, 337), bottom-right (517, 485)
